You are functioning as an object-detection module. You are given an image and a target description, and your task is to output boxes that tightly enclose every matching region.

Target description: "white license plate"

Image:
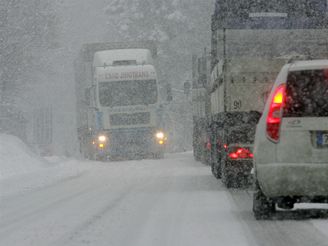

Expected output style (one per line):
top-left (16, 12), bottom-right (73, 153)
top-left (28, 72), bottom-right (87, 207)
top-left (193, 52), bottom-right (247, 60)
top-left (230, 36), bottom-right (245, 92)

top-left (318, 133), bottom-right (328, 146)
top-left (323, 134), bottom-right (328, 145)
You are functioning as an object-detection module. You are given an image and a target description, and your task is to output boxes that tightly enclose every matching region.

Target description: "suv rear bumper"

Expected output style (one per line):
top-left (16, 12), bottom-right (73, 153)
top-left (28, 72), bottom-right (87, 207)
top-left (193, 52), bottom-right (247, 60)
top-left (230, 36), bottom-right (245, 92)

top-left (257, 163), bottom-right (328, 198)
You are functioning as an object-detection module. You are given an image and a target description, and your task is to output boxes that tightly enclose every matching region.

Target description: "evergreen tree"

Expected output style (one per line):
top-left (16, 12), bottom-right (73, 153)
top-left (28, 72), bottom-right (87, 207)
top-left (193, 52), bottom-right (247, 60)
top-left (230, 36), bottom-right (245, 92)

top-left (104, 0), bottom-right (214, 151)
top-left (104, 0), bottom-right (213, 86)
top-left (0, 0), bottom-right (57, 104)
top-left (0, 0), bottom-right (57, 139)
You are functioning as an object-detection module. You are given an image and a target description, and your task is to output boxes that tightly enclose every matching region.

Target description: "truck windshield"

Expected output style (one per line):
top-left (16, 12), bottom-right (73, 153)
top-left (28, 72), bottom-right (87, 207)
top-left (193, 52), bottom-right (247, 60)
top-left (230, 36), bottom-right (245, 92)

top-left (99, 80), bottom-right (158, 107)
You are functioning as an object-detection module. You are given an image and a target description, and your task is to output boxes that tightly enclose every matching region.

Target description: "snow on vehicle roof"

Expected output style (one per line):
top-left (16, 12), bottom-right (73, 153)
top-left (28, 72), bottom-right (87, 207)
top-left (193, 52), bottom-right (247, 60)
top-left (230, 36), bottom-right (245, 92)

top-left (289, 59), bottom-right (328, 71)
top-left (93, 49), bottom-right (153, 67)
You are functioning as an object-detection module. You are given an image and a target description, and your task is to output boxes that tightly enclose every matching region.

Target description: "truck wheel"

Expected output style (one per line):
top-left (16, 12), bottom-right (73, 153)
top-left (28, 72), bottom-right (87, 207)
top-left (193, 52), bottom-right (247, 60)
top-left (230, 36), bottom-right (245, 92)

top-left (194, 147), bottom-right (201, 161)
top-left (158, 152), bottom-right (164, 159)
top-left (220, 156), bottom-right (235, 188)
top-left (154, 152), bottom-right (164, 159)
top-left (211, 165), bottom-right (218, 179)
top-left (87, 152), bottom-right (95, 161)
top-left (253, 182), bottom-right (275, 220)
top-left (211, 162), bottom-right (221, 179)
top-left (96, 155), bottom-right (108, 162)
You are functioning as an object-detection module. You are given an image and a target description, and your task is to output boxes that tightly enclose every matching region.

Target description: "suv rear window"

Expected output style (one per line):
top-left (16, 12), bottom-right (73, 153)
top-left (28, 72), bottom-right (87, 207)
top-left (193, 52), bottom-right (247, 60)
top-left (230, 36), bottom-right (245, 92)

top-left (284, 69), bottom-right (328, 117)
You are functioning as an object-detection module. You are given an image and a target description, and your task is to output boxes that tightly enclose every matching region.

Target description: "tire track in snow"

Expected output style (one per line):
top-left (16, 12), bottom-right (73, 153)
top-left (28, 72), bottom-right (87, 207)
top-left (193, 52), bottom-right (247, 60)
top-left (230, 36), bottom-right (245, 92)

top-left (0, 169), bottom-right (88, 200)
top-left (54, 161), bottom-right (184, 246)
top-left (55, 185), bottom-right (135, 245)
top-left (0, 164), bottom-right (137, 246)
top-left (0, 176), bottom-right (96, 236)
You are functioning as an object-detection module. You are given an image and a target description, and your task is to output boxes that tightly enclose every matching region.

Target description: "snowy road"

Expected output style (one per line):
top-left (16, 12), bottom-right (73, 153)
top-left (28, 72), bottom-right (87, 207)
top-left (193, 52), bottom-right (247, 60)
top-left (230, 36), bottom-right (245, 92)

top-left (1, 152), bottom-right (328, 246)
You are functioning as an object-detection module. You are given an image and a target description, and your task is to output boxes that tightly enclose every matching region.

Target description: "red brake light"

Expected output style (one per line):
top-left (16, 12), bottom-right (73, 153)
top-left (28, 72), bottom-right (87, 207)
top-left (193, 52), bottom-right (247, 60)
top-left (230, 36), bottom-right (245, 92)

top-left (266, 84), bottom-right (286, 142)
top-left (229, 152), bottom-right (239, 159)
top-left (228, 148), bottom-right (253, 160)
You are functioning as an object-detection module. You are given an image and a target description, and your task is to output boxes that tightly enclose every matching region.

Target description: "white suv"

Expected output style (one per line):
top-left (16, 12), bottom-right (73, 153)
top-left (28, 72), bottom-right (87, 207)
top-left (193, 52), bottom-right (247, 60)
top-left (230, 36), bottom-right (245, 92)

top-left (253, 60), bottom-right (328, 219)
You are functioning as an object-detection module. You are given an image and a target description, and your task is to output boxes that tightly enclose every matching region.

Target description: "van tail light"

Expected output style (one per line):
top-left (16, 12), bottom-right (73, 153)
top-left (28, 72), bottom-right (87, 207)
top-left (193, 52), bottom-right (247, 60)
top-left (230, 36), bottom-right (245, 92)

top-left (266, 84), bottom-right (286, 142)
top-left (228, 147), bottom-right (253, 160)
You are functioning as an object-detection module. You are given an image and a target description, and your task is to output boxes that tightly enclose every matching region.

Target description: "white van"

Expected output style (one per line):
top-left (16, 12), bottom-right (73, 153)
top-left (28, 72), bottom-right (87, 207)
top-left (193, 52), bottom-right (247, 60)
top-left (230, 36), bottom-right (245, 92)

top-left (253, 60), bottom-right (328, 219)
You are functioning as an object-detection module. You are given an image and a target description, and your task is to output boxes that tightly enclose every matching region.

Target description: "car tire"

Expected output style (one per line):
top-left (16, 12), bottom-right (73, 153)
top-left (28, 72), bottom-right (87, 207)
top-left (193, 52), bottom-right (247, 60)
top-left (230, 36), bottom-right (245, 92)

top-left (253, 182), bottom-right (275, 220)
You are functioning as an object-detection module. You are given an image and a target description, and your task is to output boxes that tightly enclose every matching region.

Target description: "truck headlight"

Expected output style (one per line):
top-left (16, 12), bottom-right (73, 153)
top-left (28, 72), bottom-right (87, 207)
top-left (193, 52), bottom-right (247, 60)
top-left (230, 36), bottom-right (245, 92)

top-left (98, 135), bottom-right (107, 142)
top-left (156, 131), bottom-right (165, 140)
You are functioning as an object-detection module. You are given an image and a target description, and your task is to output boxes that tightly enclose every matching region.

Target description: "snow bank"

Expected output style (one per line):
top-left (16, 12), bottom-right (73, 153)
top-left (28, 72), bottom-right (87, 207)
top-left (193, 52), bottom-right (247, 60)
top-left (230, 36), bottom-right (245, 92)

top-left (0, 134), bottom-right (46, 180)
top-left (0, 134), bottom-right (93, 198)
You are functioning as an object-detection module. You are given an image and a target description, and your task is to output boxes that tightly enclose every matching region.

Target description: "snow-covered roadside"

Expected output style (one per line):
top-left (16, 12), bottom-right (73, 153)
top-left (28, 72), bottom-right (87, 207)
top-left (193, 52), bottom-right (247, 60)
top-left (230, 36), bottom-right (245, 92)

top-left (0, 134), bottom-right (92, 198)
top-left (0, 134), bottom-right (46, 180)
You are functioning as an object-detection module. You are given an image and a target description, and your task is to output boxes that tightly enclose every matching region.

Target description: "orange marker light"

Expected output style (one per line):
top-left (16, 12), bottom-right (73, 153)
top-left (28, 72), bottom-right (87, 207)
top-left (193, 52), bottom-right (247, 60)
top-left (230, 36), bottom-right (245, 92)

top-left (273, 90), bottom-right (284, 104)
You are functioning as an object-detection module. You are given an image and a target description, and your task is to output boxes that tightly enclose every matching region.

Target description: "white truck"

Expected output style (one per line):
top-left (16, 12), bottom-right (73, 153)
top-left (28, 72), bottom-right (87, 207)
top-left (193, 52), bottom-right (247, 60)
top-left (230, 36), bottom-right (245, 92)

top-left (209, 20), bottom-right (328, 187)
top-left (75, 42), bottom-right (167, 160)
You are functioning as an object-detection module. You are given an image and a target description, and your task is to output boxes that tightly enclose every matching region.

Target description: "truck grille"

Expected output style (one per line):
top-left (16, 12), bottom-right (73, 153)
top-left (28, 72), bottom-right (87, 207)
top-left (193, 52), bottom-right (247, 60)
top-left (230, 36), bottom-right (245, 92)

top-left (108, 128), bottom-right (154, 155)
top-left (110, 112), bottom-right (151, 126)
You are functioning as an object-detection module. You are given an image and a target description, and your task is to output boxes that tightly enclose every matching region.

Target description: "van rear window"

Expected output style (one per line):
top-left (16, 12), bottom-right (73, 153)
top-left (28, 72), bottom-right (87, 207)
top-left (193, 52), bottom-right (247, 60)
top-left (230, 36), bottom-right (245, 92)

top-left (284, 69), bottom-right (328, 117)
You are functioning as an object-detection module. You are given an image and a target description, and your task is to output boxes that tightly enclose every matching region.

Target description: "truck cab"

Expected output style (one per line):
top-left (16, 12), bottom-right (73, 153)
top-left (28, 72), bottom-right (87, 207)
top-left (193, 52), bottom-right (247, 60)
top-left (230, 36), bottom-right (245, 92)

top-left (76, 44), bottom-right (166, 161)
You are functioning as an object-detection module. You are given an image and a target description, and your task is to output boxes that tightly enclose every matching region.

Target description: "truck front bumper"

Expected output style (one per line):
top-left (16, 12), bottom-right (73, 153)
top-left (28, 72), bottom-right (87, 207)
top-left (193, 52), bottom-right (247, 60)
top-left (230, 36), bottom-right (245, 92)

top-left (96, 128), bottom-right (166, 159)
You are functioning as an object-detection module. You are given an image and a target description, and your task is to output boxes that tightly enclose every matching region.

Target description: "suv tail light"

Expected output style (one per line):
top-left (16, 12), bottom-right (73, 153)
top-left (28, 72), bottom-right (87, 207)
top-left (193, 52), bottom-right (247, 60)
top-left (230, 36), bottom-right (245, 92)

top-left (228, 147), bottom-right (253, 160)
top-left (266, 84), bottom-right (286, 142)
